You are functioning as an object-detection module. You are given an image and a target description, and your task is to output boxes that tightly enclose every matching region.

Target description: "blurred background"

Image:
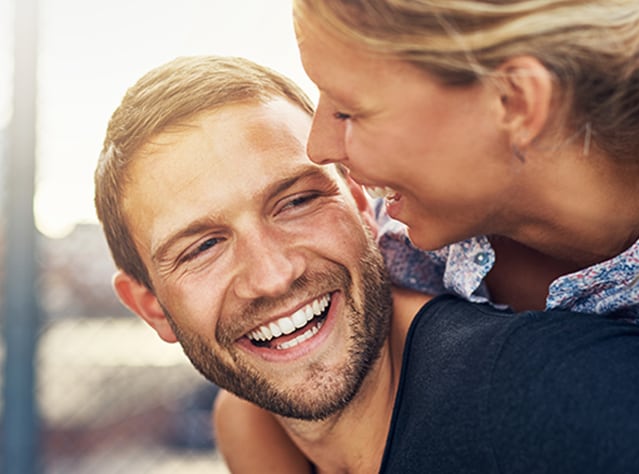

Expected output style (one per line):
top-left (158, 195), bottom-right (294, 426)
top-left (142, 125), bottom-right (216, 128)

top-left (0, 1), bottom-right (316, 472)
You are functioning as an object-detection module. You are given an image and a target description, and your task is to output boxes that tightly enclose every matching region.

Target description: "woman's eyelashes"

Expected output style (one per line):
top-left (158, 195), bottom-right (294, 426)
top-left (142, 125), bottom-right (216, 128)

top-left (333, 111), bottom-right (351, 121)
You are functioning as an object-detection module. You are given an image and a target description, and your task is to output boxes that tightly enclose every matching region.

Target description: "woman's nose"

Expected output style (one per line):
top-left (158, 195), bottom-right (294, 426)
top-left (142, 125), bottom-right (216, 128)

top-left (306, 96), bottom-right (348, 165)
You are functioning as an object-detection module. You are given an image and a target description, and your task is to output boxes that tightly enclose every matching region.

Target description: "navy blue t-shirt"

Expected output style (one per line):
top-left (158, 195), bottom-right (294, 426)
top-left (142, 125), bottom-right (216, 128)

top-left (379, 295), bottom-right (639, 473)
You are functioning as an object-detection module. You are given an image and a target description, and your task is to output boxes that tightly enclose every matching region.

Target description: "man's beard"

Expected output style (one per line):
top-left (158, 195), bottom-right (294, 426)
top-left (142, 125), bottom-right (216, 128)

top-left (162, 232), bottom-right (393, 421)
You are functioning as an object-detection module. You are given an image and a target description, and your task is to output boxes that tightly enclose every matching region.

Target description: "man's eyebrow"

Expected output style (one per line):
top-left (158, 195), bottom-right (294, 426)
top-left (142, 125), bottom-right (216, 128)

top-left (268, 167), bottom-right (327, 198)
top-left (150, 167), bottom-right (330, 265)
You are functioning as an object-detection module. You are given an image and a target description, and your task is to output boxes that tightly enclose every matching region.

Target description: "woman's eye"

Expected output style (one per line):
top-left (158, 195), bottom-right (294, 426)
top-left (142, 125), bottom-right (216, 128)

top-left (333, 111), bottom-right (351, 121)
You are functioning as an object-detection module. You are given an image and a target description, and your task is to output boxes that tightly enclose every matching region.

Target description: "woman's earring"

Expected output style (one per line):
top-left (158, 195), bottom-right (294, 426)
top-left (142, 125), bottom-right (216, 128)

top-left (512, 144), bottom-right (526, 162)
top-left (513, 130), bottom-right (528, 162)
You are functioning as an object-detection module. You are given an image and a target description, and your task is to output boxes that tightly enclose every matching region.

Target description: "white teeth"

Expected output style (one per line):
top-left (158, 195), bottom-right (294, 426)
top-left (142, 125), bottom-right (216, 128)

top-left (278, 317), bottom-right (296, 335)
top-left (276, 324), bottom-right (320, 350)
top-left (364, 185), bottom-right (396, 200)
top-left (269, 322), bottom-right (282, 338)
top-left (291, 309), bottom-right (307, 328)
top-left (246, 294), bottom-right (330, 346)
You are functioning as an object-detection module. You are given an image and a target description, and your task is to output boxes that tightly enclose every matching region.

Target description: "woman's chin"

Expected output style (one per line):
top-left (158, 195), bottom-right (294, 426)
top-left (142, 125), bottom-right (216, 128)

top-left (406, 229), bottom-right (442, 251)
top-left (405, 219), bottom-right (463, 252)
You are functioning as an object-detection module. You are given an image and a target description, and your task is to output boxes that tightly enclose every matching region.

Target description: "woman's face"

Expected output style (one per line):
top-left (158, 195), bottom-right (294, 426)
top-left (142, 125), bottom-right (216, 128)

top-left (295, 15), bottom-right (518, 250)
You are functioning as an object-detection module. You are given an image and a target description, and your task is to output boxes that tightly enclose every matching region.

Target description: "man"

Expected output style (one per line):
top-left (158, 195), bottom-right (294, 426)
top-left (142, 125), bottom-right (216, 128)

top-left (95, 55), bottom-right (639, 473)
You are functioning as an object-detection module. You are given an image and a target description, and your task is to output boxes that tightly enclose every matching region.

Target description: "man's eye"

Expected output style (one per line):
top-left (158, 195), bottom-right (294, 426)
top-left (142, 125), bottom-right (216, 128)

top-left (182, 237), bottom-right (222, 262)
top-left (279, 193), bottom-right (321, 213)
top-left (333, 111), bottom-right (351, 121)
top-left (288, 193), bottom-right (320, 208)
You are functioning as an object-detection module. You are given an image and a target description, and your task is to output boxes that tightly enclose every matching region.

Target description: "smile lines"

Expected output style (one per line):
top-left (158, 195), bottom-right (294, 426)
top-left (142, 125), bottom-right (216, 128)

top-left (247, 294), bottom-right (331, 349)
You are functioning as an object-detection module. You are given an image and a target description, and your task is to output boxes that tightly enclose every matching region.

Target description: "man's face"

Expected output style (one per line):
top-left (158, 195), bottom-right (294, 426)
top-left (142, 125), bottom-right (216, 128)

top-left (120, 98), bottom-right (392, 420)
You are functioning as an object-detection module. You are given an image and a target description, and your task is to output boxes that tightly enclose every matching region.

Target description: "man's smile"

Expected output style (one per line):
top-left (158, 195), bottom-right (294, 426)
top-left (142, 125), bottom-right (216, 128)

top-left (245, 293), bottom-right (331, 350)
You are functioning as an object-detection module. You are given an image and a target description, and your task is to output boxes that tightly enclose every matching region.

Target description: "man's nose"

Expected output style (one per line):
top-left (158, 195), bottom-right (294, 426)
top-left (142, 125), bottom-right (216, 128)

top-left (307, 96), bottom-right (348, 165)
top-left (232, 229), bottom-right (305, 300)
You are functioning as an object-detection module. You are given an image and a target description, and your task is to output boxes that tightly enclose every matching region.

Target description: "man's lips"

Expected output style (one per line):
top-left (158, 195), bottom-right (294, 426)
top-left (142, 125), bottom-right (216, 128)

top-left (245, 294), bottom-right (331, 350)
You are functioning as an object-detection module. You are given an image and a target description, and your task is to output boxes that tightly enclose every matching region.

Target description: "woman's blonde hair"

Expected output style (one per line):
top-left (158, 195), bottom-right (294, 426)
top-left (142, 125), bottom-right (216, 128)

top-left (293, 0), bottom-right (639, 161)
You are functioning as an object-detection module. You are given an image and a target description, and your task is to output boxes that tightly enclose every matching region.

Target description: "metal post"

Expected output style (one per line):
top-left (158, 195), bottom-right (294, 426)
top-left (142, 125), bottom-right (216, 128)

top-left (2, 0), bottom-right (40, 471)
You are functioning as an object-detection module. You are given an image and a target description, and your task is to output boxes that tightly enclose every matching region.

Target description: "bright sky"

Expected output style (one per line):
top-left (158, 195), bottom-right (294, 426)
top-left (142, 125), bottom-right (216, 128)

top-left (0, 0), bottom-right (317, 238)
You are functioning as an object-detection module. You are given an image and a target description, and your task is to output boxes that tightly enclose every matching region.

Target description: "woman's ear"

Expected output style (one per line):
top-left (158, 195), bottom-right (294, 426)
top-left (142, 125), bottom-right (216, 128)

top-left (495, 56), bottom-right (553, 149)
top-left (344, 175), bottom-right (379, 239)
top-left (112, 270), bottom-right (178, 343)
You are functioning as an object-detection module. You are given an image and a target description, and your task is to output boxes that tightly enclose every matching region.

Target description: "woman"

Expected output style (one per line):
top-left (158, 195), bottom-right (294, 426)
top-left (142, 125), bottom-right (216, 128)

top-left (293, 0), bottom-right (639, 316)
top-left (215, 1), bottom-right (639, 471)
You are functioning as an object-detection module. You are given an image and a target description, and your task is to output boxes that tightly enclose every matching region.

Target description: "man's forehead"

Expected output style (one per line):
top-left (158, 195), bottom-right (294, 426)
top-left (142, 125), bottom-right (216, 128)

top-left (130, 98), bottom-right (312, 181)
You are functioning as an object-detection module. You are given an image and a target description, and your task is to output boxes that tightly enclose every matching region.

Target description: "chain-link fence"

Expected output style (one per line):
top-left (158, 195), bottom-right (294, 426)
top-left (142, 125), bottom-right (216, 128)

top-left (2, 222), bottom-right (229, 473)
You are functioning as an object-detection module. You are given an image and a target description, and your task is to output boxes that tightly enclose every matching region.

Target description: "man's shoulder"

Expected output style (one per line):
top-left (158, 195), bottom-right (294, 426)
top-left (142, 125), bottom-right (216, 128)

top-left (382, 295), bottom-right (639, 473)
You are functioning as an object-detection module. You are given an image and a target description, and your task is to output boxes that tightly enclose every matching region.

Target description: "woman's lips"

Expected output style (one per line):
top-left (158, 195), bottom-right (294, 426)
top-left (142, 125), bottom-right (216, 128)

top-left (364, 185), bottom-right (398, 201)
top-left (363, 185), bottom-right (405, 221)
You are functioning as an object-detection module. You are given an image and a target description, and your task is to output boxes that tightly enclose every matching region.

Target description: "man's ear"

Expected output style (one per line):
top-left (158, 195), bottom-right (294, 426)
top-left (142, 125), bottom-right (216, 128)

top-left (495, 56), bottom-right (553, 149)
top-left (112, 270), bottom-right (178, 343)
top-left (344, 175), bottom-right (379, 239)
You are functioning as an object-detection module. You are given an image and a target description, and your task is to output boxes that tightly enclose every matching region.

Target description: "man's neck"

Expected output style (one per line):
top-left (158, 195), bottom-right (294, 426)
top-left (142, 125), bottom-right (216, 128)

top-left (278, 287), bottom-right (431, 473)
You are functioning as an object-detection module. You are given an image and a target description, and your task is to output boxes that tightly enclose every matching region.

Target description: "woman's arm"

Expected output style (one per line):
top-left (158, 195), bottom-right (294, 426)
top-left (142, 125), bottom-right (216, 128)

top-left (213, 390), bottom-right (313, 473)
